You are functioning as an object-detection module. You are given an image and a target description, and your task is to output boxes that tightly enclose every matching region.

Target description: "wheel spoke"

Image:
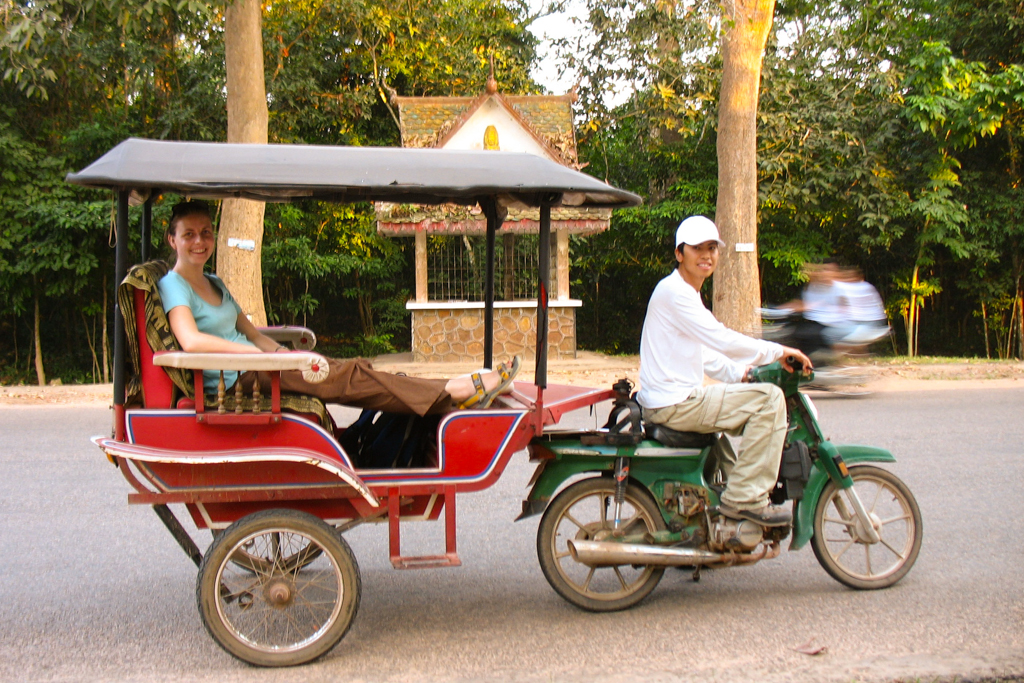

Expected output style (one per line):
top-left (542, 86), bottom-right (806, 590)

top-left (832, 538), bottom-right (855, 560)
top-left (613, 566), bottom-right (628, 591)
top-left (581, 567), bottom-right (595, 592)
top-left (879, 512), bottom-right (912, 525)
top-left (879, 537), bottom-right (907, 560)
top-left (823, 515), bottom-right (856, 527)
top-left (868, 482), bottom-right (883, 513)
top-left (554, 550), bottom-right (571, 560)
top-left (563, 512), bottom-right (586, 533)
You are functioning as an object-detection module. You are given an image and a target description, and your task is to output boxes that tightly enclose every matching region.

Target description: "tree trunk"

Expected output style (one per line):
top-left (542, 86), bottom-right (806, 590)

top-left (217, 0), bottom-right (269, 326)
top-left (713, 0), bottom-right (775, 336)
top-left (981, 301), bottom-right (990, 359)
top-left (33, 291), bottom-right (45, 386)
top-left (907, 261), bottom-right (920, 358)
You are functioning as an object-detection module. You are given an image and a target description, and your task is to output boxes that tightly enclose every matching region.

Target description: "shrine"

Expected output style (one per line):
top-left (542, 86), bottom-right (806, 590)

top-left (376, 76), bottom-right (611, 362)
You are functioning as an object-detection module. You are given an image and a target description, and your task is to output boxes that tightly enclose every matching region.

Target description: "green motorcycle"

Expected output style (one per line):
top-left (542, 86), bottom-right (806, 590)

top-left (521, 362), bottom-right (922, 612)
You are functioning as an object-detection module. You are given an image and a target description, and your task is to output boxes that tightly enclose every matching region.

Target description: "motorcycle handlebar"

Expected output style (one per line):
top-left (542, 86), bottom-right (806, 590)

top-left (785, 355), bottom-right (805, 373)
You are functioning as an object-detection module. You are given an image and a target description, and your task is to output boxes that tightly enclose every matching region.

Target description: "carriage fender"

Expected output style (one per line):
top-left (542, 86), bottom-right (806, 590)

top-left (790, 443), bottom-right (896, 550)
top-left (91, 436), bottom-right (380, 508)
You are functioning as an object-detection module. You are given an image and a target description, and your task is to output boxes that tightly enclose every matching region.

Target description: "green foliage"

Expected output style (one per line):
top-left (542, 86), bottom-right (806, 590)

top-left (262, 201), bottom-right (409, 355)
top-left (0, 0), bottom-right (538, 380)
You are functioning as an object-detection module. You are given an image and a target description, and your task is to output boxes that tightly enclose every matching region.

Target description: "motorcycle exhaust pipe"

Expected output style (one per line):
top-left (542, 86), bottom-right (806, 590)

top-left (567, 540), bottom-right (724, 567)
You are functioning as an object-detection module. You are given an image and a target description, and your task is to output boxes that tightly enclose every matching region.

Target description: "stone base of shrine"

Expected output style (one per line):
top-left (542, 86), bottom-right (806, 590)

top-left (407, 300), bottom-right (580, 362)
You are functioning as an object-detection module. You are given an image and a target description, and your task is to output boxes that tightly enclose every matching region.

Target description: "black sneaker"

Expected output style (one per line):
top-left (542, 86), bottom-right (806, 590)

top-left (718, 502), bottom-right (792, 527)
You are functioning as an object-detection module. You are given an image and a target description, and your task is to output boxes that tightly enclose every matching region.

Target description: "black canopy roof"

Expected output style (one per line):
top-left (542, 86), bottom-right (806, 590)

top-left (66, 138), bottom-right (642, 209)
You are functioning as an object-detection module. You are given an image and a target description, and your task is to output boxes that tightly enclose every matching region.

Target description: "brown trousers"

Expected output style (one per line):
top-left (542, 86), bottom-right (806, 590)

top-left (240, 358), bottom-right (452, 416)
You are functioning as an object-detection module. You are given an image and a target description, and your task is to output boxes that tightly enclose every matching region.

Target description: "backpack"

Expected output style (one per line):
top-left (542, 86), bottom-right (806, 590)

top-left (339, 409), bottom-right (440, 469)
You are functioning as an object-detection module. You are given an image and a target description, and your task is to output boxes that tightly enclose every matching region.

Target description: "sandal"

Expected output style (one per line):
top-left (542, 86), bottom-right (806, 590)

top-left (480, 356), bottom-right (521, 409)
top-left (457, 371), bottom-right (488, 409)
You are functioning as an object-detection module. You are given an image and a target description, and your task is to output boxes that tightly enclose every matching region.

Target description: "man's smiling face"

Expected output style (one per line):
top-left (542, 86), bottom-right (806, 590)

top-left (676, 240), bottom-right (719, 289)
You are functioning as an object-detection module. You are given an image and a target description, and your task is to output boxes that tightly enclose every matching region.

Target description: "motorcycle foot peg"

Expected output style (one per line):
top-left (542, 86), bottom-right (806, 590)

top-left (692, 566), bottom-right (701, 582)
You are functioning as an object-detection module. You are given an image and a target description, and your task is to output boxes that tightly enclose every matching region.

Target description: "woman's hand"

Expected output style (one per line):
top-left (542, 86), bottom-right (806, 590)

top-left (236, 313), bottom-right (285, 353)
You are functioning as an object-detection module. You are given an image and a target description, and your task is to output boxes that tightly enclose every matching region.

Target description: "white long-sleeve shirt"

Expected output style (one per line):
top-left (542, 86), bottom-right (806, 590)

top-left (637, 269), bottom-right (785, 409)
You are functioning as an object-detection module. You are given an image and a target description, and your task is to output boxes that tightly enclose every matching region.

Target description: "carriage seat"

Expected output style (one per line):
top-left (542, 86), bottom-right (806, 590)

top-left (118, 261), bottom-right (332, 427)
top-left (644, 423), bottom-right (715, 449)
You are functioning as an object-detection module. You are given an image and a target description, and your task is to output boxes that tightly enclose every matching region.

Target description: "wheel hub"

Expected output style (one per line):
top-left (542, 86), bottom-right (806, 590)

top-left (852, 511), bottom-right (882, 544)
top-left (263, 578), bottom-right (295, 607)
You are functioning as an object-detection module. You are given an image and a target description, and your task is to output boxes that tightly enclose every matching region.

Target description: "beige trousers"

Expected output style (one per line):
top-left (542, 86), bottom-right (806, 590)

top-left (644, 383), bottom-right (787, 510)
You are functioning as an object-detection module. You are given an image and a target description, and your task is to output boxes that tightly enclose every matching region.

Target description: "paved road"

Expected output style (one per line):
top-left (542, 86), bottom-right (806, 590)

top-left (1, 388), bottom-right (1022, 682)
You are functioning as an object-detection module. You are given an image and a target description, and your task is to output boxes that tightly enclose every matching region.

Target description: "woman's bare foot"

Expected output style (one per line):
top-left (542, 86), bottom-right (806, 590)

top-left (445, 368), bottom-right (503, 403)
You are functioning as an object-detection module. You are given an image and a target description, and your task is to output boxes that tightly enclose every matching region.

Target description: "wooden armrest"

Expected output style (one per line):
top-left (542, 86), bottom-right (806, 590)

top-left (153, 350), bottom-right (326, 373)
top-left (258, 325), bottom-right (317, 350)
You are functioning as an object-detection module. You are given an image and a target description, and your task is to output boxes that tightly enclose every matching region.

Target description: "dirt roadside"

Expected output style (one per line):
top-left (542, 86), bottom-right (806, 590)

top-left (2, 353), bottom-right (1022, 406)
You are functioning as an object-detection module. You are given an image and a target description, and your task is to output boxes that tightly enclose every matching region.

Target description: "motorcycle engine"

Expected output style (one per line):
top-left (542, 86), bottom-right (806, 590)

top-left (709, 518), bottom-right (764, 552)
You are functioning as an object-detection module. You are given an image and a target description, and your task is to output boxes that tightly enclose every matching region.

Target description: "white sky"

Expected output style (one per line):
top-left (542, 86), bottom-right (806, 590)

top-left (526, 0), bottom-right (586, 95)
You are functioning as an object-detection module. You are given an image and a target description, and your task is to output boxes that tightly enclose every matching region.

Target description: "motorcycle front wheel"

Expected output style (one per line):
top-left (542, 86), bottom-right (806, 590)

top-left (811, 465), bottom-right (922, 589)
top-left (537, 477), bottom-right (666, 612)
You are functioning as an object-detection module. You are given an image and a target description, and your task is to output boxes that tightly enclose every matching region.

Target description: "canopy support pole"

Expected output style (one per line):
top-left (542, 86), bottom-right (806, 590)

top-left (113, 189), bottom-right (130, 440)
top-left (535, 203), bottom-right (552, 389)
top-left (140, 196), bottom-right (153, 262)
top-left (481, 199), bottom-right (506, 369)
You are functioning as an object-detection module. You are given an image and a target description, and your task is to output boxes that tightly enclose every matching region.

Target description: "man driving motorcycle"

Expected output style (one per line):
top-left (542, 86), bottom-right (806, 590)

top-left (636, 216), bottom-right (812, 527)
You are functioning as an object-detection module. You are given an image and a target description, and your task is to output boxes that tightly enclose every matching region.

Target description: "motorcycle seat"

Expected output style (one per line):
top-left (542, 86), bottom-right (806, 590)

top-left (644, 424), bottom-right (715, 448)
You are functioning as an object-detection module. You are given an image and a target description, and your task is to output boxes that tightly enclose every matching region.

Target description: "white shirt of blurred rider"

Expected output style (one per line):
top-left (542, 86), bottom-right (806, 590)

top-left (836, 276), bottom-right (886, 323)
top-left (802, 263), bottom-right (847, 327)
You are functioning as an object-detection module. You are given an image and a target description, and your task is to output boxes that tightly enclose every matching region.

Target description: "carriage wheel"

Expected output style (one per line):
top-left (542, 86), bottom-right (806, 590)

top-left (197, 509), bottom-right (360, 667)
top-left (537, 477), bottom-right (667, 612)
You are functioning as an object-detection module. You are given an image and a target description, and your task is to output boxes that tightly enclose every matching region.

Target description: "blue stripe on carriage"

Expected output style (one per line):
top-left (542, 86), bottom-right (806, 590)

top-left (125, 408), bottom-right (529, 489)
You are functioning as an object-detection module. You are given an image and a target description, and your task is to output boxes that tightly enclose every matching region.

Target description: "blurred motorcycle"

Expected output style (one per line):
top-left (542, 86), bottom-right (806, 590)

top-left (759, 307), bottom-right (890, 396)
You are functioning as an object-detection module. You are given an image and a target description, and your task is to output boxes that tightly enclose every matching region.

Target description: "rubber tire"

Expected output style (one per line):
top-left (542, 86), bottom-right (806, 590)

top-left (811, 465), bottom-right (922, 590)
top-left (537, 477), bottom-right (666, 612)
top-left (197, 509), bottom-right (360, 667)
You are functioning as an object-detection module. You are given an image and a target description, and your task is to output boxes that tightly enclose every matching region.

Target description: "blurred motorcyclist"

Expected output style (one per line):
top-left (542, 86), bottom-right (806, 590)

top-left (775, 262), bottom-right (889, 361)
top-left (831, 267), bottom-right (888, 348)
top-left (779, 261), bottom-right (845, 356)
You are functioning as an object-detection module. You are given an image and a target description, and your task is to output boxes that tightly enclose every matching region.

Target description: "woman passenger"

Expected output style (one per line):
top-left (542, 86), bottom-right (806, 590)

top-left (157, 201), bottom-right (517, 415)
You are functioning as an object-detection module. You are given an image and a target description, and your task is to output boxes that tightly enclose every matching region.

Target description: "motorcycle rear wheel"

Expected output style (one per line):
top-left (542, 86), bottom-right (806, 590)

top-left (537, 477), bottom-right (666, 612)
top-left (811, 465), bottom-right (922, 589)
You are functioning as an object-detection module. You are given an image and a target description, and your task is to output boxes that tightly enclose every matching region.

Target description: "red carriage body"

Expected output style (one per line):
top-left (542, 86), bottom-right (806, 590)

top-left (67, 139), bottom-right (639, 666)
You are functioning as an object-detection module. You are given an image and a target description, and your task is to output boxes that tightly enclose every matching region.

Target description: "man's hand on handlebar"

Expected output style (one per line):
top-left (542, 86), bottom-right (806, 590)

top-left (779, 347), bottom-right (813, 375)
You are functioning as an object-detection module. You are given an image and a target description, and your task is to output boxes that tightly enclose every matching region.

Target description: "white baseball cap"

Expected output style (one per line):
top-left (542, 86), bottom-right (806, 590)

top-left (675, 216), bottom-right (725, 248)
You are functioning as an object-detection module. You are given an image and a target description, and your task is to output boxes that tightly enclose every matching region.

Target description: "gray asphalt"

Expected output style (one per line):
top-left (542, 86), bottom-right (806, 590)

top-left (1, 388), bottom-right (1022, 682)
